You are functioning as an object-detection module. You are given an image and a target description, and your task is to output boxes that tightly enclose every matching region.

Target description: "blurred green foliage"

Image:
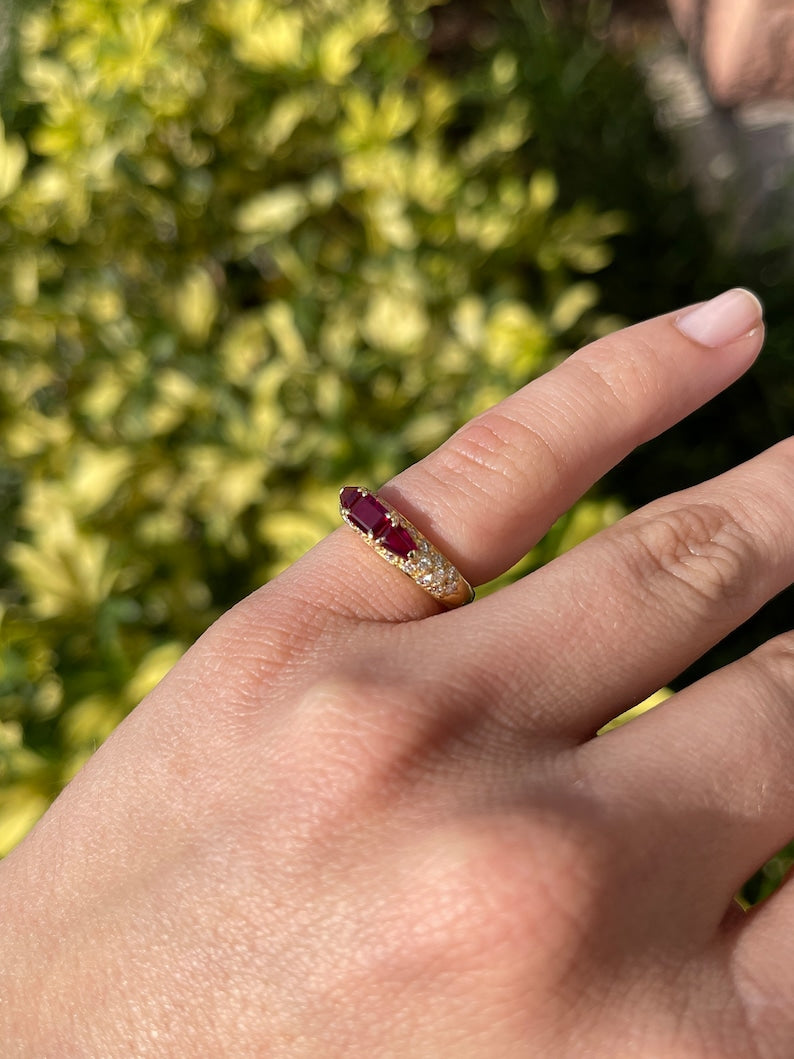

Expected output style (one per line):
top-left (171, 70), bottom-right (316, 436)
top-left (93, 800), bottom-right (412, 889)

top-left (0, 0), bottom-right (632, 853)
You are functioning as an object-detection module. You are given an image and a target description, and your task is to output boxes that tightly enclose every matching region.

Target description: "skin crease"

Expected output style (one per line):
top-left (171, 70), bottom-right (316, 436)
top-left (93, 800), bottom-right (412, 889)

top-left (4, 292), bottom-right (794, 1057)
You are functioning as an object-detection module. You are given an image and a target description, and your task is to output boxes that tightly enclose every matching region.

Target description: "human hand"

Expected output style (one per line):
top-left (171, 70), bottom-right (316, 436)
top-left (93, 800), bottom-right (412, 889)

top-left (3, 289), bottom-right (791, 1058)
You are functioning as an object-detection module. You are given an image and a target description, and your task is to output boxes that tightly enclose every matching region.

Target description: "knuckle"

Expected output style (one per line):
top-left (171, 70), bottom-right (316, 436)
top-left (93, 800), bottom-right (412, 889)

top-left (282, 677), bottom-right (427, 812)
top-left (617, 502), bottom-right (758, 612)
top-left (272, 670), bottom-right (487, 832)
top-left (197, 590), bottom-right (333, 698)
top-left (576, 333), bottom-right (661, 413)
top-left (396, 809), bottom-right (618, 981)
top-left (436, 410), bottom-right (563, 504)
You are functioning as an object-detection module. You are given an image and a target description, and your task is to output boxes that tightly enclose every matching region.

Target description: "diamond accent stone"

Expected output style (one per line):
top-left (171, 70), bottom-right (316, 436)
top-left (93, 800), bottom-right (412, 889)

top-left (402, 538), bottom-right (459, 598)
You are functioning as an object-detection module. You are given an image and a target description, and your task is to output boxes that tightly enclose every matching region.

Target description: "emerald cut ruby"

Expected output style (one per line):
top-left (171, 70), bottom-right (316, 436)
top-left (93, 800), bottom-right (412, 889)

top-left (339, 486), bottom-right (363, 512)
top-left (340, 487), bottom-right (416, 558)
top-left (341, 488), bottom-right (389, 538)
top-left (379, 523), bottom-right (415, 558)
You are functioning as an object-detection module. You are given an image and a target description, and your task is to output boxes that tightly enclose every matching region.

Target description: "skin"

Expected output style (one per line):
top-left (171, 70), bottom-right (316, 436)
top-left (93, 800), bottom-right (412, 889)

top-left (3, 291), bottom-right (794, 1057)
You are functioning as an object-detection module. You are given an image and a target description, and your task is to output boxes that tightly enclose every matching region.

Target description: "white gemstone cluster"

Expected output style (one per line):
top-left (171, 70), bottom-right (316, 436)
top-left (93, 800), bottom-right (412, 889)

top-left (402, 537), bottom-right (460, 600)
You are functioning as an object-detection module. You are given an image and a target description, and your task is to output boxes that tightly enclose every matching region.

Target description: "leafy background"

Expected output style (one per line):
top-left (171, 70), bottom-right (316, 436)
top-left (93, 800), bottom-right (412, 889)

top-left (1, 0), bottom-right (793, 900)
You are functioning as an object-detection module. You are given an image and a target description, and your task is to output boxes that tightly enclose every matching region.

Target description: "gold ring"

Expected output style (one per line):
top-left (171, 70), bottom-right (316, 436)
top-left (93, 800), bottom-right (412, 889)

top-left (339, 487), bottom-right (475, 609)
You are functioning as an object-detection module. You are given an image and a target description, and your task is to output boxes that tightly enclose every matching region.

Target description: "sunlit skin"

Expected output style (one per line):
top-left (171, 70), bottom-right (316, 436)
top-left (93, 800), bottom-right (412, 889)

top-left (5, 291), bottom-right (794, 1057)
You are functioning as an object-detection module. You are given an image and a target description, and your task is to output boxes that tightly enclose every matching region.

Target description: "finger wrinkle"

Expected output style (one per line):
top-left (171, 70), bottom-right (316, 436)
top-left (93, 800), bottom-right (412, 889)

top-left (579, 332), bottom-right (665, 413)
top-left (625, 502), bottom-right (760, 610)
top-left (437, 411), bottom-right (563, 503)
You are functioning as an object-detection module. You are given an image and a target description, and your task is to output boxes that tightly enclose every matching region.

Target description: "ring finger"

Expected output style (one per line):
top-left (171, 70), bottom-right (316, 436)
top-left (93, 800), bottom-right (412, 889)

top-left (305, 289), bottom-right (763, 623)
top-left (388, 289), bottom-right (762, 584)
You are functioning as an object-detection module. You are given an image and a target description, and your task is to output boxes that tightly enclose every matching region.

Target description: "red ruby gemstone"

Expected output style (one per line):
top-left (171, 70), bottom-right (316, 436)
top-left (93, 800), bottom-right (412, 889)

top-left (343, 490), bottom-right (390, 538)
top-left (379, 523), bottom-right (415, 558)
top-left (340, 486), bottom-right (363, 512)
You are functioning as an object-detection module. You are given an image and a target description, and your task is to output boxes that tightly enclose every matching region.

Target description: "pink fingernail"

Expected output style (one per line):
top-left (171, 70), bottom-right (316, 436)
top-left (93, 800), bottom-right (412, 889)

top-left (674, 288), bottom-right (763, 347)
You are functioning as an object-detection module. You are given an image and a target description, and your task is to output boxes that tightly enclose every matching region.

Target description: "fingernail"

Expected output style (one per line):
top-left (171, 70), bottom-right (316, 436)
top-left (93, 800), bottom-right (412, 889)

top-left (674, 288), bottom-right (763, 347)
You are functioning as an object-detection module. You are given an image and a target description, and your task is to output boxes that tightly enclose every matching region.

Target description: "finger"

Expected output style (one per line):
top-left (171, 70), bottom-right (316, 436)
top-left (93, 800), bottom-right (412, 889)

top-left (238, 290), bottom-right (762, 631)
top-left (293, 290), bottom-right (763, 625)
top-left (383, 289), bottom-right (763, 587)
top-left (438, 438), bottom-right (794, 740)
top-left (575, 633), bottom-right (794, 932)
